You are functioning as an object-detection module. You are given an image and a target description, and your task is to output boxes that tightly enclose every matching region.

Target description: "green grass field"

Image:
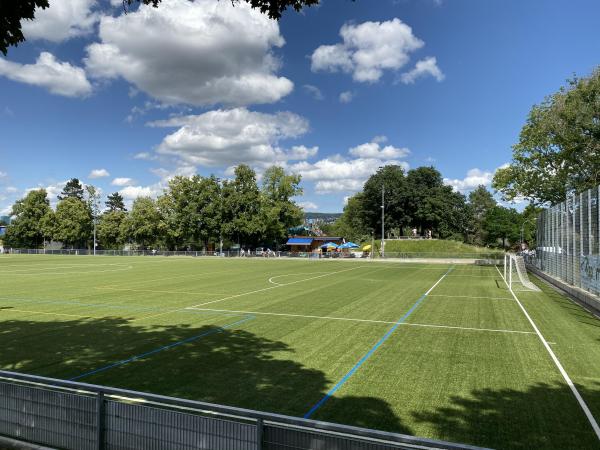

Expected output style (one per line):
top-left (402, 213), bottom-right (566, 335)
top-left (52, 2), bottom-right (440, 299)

top-left (1, 255), bottom-right (599, 449)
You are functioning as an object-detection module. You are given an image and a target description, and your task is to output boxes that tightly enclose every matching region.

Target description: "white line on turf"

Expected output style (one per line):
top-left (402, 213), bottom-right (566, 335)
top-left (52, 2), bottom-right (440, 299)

top-left (184, 307), bottom-right (536, 334)
top-left (495, 265), bottom-right (600, 441)
top-left (188, 265), bottom-right (368, 308)
top-left (428, 294), bottom-right (512, 300)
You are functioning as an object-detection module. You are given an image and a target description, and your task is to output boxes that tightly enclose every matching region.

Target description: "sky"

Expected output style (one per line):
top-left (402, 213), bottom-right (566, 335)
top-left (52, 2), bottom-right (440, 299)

top-left (0, 0), bottom-right (599, 215)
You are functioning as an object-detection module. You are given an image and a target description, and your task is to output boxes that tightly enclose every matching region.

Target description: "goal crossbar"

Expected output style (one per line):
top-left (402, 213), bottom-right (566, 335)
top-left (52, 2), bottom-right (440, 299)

top-left (504, 254), bottom-right (541, 292)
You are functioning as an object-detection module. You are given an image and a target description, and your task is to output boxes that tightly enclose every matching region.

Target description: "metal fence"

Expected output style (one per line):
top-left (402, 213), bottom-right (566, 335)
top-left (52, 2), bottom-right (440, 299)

top-left (532, 186), bottom-right (600, 297)
top-left (0, 370), bottom-right (487, 450)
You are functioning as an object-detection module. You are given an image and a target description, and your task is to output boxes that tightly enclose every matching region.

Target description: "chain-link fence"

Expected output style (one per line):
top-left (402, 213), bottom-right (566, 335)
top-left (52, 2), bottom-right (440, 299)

top-left (532, 186), bottom-right (600, 297)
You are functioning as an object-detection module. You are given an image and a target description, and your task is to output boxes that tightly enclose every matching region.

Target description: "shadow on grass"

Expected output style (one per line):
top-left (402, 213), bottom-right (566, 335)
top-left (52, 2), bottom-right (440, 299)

top-left (412, 382), bottom-right (600, 450)
top-left (0, 315), bottom-right (412, 435)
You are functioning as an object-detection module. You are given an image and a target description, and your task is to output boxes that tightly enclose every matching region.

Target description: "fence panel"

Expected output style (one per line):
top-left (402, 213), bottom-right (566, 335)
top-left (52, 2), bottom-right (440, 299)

top-left (0, 381), bottom-right (97, 450)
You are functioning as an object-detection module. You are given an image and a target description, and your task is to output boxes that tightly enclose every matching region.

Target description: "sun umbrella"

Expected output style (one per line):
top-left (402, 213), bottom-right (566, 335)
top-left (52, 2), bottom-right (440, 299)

top-left (320, 242), bottom-right (338, 249)
top-left (362, 244), bottom-right (372, 251)
top-left (339, 242), bottom-right (359, 249)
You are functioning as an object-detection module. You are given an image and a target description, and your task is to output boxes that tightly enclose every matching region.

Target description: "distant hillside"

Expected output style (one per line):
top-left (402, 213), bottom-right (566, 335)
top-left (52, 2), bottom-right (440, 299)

top-left (304, 212), bottom-right (342, 221)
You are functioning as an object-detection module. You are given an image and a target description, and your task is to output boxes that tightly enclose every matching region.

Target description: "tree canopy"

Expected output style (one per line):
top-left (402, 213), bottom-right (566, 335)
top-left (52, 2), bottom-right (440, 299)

top-left (493, 67), bottom-right (600, 205)
top-left (1, 0), bottom-right (321, 55)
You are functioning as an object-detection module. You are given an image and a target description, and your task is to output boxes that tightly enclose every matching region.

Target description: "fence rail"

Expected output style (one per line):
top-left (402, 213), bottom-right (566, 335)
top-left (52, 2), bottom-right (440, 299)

top-left (0, 370), bottom-right (487, 450)
top-left (2, 248), bottom-right (502, 261)
top-left (531, 186), bottom-right (600, 298)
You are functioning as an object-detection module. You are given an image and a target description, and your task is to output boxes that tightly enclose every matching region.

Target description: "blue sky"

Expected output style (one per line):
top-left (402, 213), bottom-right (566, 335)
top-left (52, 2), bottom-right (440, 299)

top-left (0, 0), bottom-right (599, 214)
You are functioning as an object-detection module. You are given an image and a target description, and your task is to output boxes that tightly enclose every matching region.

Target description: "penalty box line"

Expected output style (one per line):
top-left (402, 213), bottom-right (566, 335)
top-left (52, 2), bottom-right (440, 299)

top-left (495, 265), bottom-right (600, 441)
top-left (303, 266), bottom-right (455, 419)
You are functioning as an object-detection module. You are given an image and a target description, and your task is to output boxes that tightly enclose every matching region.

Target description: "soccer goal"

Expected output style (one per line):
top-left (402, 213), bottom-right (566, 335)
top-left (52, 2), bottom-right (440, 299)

top-left (503, 254), bottom-right (541, 292)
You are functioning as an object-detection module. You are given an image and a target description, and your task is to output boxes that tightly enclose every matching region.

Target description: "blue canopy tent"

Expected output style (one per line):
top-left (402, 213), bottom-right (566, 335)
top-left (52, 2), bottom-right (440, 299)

top-left (339, 242), bottom-right (359, 249)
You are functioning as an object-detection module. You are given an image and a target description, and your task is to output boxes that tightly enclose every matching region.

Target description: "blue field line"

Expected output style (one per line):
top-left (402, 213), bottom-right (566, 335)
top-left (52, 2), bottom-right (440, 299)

top-left (69, 315), bottom-right (255, 381)
top-left (0, 296), bottom-right (235, 318)
top-left (303, 266), bottom-right (454, 419)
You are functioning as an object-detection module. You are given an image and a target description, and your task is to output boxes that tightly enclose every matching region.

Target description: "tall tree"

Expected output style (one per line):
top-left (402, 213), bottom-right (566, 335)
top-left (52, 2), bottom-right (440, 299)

top-left (468, 185), bottom-right (497, 245)
top-left (58, 178), bottom-right (85, 201)
top-left (493, 68), bottom-right (600, 205)
top-left (261, 166), bottom-right (303, 246)
top-left (97, 210), bottom-right (127, 249)
top-left (332, 193), bottom-right (371, 243)
top-left (105, 192), bottom-right (127, 212)
top-left (222, 165), bottom-right (264, 247)
top-left (120, 197), bottom-right (163, 249)
top-left (1, 0), bottom-right (320, 55)
top-left (483, 206), bottom-right (521, 249)
top-left (53, 197), bottom-right (93, 248)
top-left (2, 189), bottom-right (51, 248)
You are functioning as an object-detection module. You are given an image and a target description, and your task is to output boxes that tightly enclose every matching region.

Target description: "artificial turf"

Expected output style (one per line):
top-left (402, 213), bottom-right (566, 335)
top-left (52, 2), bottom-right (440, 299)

top-left (0, 254), bottom-right (599, 450)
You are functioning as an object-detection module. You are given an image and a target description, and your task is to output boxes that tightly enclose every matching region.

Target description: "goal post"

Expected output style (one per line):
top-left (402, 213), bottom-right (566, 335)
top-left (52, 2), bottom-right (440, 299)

top-left (503, 253), bottom-right (541, 292)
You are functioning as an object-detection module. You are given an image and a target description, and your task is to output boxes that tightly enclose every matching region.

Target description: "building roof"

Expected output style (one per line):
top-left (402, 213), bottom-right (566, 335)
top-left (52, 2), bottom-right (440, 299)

top-left (286, 237), bottom-right (313, 245)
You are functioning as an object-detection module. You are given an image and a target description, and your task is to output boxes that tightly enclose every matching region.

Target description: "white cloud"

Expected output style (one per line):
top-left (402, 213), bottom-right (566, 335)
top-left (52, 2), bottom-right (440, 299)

top-left (348, 138), bottom-right (410, 159)
top-left (339, 90), bottom-right (354, 103)
top-left (5, 187), bottom-right (18, 193)
top-left (288, 146), bottom-right (318, 160)
top-left (149, 107), bottom-right (310, 168)
top-left (298, 201), bottom-right (318, 211)
top-left (119, 185), bottom-right (160, 200)
top-left (133, 152), bottom-right (156, 161)
top-left (88, 168), bottom-right (110, 178)
top-left (311, 18), bottom-right (425, 82)
top-left (22, 0), bottom-right (98, 42)
top-left (303, 84), bottom-right (324, 100)
top-left (399, 56), bottom-right (445, 84)
top-left (444, 168), bottom-right (494, 192)
top-left (0, 171), bottom-right (6, 179)
top-left (85, 0), bottom-right (293, 106)
top-left (111, 177), bottom-right (134, 186)
top-left (0, 52), bottom-right (92, 97)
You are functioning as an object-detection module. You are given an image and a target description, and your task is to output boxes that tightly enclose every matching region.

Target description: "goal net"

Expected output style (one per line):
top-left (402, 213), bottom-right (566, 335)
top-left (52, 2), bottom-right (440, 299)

top-left (503, 254), bottom-right (541, 292)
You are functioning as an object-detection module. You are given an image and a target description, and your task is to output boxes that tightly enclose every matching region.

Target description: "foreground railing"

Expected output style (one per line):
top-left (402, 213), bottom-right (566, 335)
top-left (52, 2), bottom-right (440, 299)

top-left (0, 370), bottom-right (487, 450)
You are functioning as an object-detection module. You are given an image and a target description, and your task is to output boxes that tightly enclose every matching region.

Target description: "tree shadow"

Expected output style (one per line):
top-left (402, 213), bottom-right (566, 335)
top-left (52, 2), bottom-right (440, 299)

top-left (412, 382), bottom-right (600, 450)
top-left (0, 315), bottom-right (412, 436)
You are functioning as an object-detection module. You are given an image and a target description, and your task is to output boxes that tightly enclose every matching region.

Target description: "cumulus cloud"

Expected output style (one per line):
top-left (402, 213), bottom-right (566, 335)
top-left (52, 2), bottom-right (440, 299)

top-left (88, 168), bottom-right (110, 178)
top-left (297, 201), bottom-right (318, 211)
top-left (22, 0), bottom-right (98, 42)
top-left (119, 185), bottom-right (159, 200)
top-left (290, 137), bottom-right (410, 194)
top-left (111, 177), bottom-right (134, 186)
top-left (444, 168), bottom-right (494, 192)
top-left (348, 138), bottom-right (409, 159)
top-left (399, 56), bottom-right (445, 84)
top-left (148, 108), bottom-right (310, 168)
top-left (311, 18), bottom-right (425, 82)
top-left (85, 0), bottom-right (293, 106)
top-left (133, 152), bottom-right (156, 161)
top-left (0, 52), bottom-right (92, 97)
top-left (303, 84), bottom-right (324, 100)
top-left (339, 90), bottom-right (354, 103)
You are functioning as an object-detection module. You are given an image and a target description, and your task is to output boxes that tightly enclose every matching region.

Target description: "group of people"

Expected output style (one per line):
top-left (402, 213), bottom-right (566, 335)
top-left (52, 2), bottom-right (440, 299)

top-left (411, 228), bottom-right (433, 239)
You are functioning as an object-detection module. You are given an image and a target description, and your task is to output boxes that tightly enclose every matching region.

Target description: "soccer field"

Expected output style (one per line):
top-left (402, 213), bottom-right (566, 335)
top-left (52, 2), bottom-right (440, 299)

top-left (1, 255), bottom-right (599, 450)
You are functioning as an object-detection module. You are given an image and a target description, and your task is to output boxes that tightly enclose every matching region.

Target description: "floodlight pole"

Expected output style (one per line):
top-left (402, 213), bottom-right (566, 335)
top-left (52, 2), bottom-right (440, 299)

top-left (217, 178), bottom-right (223, 257)
top-left (381, 185), bottom-right (385, 259)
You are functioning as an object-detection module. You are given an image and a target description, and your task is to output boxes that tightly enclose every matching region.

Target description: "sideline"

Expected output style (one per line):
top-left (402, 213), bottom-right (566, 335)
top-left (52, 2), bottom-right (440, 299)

top-left (495, 265), bottom-right (600, 441)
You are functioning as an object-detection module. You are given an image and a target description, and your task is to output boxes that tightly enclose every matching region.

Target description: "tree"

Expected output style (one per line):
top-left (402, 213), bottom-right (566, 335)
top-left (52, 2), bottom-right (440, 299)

top-left (483, 206), bottom-right (521, 249)
top-left (261, 166), bottom-right (303, 247)
top-left (2, 189), bottom-right (51, 248)
top-left (1, 0), bottom-right (320, 55)
top-left (53, 197), bottom-right (93, 248)
top-left (105, 192), bottom-right (127, 212)
top-left (97, 210), bottom-right (127, 249)
top-left (332, 193), bottom-right (371, 243)
top-left (468, 185), bottom-right (496, 245)
top-left (222, 165), bottom-right (264, 247)
top-left (58, 178), bottom-right (85, 201)
top-left (493, 68), bottom-right (600, 205)
top-left (120, 197), bottom-right (163, 249)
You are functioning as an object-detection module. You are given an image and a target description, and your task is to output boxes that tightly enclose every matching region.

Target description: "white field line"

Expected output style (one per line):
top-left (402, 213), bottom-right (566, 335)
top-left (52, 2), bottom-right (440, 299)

top-left (1, 309), bottom-right (91, 319)
top-left (495, 265), bottom-right (600, 441)
top-left (445, 274), bottom-right (499, 278)
top-left (185, 307), bottom-right (536, 335)
top-left (135, 266), bottom-right (368, 322)
top-left (268, 272), bottom-right (327, 286)
top-left (95, 287), bottom-right (223, 297)
top-left (188, 265), bottom-right (368, 309)
top-left (428, 294), bottom-right (512, 300)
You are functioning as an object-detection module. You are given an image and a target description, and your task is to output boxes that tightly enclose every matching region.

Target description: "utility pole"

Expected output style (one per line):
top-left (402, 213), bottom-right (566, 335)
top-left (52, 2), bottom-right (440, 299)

top-left (216, 178), bottom-right (223, 257)
top-left (381, 185), bottom-right (385, 259)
